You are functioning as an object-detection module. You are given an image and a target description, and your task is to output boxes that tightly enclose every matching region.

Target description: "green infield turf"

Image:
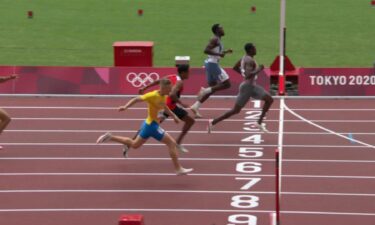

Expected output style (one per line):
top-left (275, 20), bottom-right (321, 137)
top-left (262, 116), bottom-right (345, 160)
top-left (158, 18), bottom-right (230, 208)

top-left (0, 0), bottom-right (374, 67)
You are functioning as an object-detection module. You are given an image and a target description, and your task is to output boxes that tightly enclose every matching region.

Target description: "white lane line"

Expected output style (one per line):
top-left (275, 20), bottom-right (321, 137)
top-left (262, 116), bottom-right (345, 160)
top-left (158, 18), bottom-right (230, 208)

top-left (0, 157), bottom-right (258, 162)
top-left (1, 143), bottom-right (374, 148)
top-left (0, 157), bottom-right (258, 161)
top-left (0, 208), bottom-right (271, 213)
top-left (1, 173), bottom-right (375, 179)
top-left (10, 117), bottom-right (375, 123)
top-left (5, 129), bottom-right (375, 135)
top-left (0, 173), bottom-right (262, 177)
top-left (0, 190), bottom-right (255, 194)
top-left (0, 143), bottom-right (258, 147)
top-left (3, 106), bottom-right (375, 111)
top-left (284, 104), bottom-right (375, 149)
top-left (0, 208), bottom-right (374, 216)
top-left (13, 117), bottom-right (250, 122)
top-left (1, 158), bottom-right (375, 163)
top-left (284, 174), bottom-right (375, 179)
top-left (282, 192), bottom-right (375, 197)
top-left (289, 109), bottom-right (375, 111)
top-left (0, 208), bottom-right (274, 213)
top-left (1, 106), bottom-right (246, 110)
top-left (0, 190), bottom-right (374, 197)
top-left (283, 210), bottom-right (375, 216)
top-left (3, 129), bottom-right (249, 134)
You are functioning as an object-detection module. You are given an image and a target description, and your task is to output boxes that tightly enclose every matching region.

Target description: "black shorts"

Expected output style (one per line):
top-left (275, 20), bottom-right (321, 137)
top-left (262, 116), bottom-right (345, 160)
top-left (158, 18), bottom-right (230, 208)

top-left (163, 106), bottom-right (188, 119)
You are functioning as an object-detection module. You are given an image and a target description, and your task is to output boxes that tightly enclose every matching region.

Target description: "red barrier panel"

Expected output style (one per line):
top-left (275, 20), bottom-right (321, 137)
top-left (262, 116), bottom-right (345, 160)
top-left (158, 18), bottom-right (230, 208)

top-left (119, 214), bottom-right (144, 225)
top-left (299, 68), bottom-right (375, 96)
top-left (0, 66), bottom-right (270, 95)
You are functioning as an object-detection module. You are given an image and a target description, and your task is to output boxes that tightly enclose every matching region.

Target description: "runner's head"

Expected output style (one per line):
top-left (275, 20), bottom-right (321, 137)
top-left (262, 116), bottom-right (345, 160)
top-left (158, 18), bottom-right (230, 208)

top-left (159, 78), bottom-right (172, 95)
top-left (177, 64), bottom-right (189, 80)
top-left (212, 23), bottom-right (224, 36)
top-left (244, 43), bottom-right (256, 56)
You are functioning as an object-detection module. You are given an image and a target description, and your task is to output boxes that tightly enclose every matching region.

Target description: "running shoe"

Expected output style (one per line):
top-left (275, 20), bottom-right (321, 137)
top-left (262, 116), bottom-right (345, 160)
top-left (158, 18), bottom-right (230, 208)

top-left (177, 144), bottom-right (189, 153)
top-left (207, 119), bottom-right (213, 134)
top-left (256, 123), bottom-right (269, 133)
top-left (96, 132), bottom-right (112, 144)
top-left (123, 145), bottom-right (130, 158)
top-left (190, 107), bottom-right (203, 118)
top-left (176, 167), bottom-right (194, 175)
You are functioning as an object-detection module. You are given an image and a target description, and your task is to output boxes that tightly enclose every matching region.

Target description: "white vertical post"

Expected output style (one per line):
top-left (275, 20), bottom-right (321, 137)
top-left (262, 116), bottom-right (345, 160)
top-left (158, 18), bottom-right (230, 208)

top-left (278, 0), bottom-right (286, 95)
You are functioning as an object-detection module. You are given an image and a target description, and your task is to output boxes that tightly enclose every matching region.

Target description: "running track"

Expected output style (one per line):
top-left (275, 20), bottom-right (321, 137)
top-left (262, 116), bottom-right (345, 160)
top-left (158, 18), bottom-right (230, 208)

top-left (0, 96), bottom-right (374, 225)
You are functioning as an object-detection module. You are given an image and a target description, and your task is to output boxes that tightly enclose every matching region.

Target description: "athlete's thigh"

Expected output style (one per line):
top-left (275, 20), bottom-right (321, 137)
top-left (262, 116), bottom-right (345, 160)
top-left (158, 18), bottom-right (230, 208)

top-left (217, 67), bottom-right (230, 83)
top-left (173, 107), bottom-right (188, 120)
top-left (205, 62), bottom-right (221, 85)
top-left (251, 85), bottom-right (269, 100)
top-left (132, 135), bottom-right (148, 148)
top-left (235, 82), bottom-right (252, 108)
top-left (0, 108), bottom-right (10, 120)
top-left (159, 132), bottom-right (176, 146)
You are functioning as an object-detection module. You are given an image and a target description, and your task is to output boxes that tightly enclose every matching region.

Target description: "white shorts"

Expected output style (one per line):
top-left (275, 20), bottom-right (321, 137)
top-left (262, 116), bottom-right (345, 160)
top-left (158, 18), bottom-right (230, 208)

top-left (205, 61), bottom-right (230, 84)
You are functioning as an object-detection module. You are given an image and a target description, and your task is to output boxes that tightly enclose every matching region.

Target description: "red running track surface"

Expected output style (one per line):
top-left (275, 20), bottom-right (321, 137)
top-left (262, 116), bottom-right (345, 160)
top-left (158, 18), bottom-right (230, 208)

top-left (0, 96), bottom-right (374, 225)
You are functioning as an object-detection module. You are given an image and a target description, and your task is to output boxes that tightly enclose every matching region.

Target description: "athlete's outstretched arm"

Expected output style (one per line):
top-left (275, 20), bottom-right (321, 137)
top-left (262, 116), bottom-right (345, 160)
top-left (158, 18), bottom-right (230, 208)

top-left (0, 75), bottom-right (17, 83)
top-left (223, 49), bottom-right (233, 54)
top-left (204, 37), bottom-right (224, 57)
top-left (169, 81), bottom-right (188, 108)
top-left (118, 97), bottom-right (143, 112)
top-left (139, 80), bottom-right (160, 94)
top-left (233, 59), bottom-right (241, 74)
top-left (244, 64), bottom-right (264, 80)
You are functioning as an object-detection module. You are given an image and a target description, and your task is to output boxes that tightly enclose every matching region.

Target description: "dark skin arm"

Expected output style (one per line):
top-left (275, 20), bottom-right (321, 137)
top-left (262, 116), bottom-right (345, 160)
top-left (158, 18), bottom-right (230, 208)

top-left (204, 37), bottom-right (233, 57)
top-left (233, 59), bottom-right (241, 74)
top-left (244, 60), bottom-right (264, 80)
top-left (232, 59), bottom-right (264, 79)
top-left (169, 80), bottom-right (188, 108)
top-left (245, 62), bottom-right (264, 79)
top-left (0, 74), bottom-right (17, 83)
top-left (140, 78), bottom-right (188, 108)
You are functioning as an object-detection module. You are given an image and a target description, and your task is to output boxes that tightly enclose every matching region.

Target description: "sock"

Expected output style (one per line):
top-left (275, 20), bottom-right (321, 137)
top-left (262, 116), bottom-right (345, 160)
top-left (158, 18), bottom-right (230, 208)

top-left (202, 87), bottom-right (213, 95)
top-left (191, 101), bottom-right (201, 109)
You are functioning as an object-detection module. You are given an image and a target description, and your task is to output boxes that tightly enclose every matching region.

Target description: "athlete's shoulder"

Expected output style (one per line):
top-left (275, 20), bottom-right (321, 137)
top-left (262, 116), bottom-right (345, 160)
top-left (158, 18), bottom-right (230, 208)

top-left (165, 74), bottom-right (178, 79)
top-left (243, 55), bottom-right (252, 61)
top-left (243, 55), bottom-right (255, 64)
top-left (208, 36), bottom-right (220, 45)
top-left (166, 74), bottom-right (182, 83)
top-left (140, 90), bottom-right (158, 99)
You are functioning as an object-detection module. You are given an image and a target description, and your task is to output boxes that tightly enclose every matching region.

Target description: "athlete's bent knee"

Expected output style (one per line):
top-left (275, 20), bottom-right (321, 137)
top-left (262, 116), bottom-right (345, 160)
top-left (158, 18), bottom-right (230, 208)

top-left (232, 107), bottom-right (241, 115)
top-left (222, 80), bottom-right (231, 89)
top-left (263, 95), bottom-right (273, 104)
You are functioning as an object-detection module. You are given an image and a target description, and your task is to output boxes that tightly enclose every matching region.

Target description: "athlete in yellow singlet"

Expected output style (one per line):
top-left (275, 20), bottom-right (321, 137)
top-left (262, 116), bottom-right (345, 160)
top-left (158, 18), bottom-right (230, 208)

top-left (96, 79), bottom-right (193, 175)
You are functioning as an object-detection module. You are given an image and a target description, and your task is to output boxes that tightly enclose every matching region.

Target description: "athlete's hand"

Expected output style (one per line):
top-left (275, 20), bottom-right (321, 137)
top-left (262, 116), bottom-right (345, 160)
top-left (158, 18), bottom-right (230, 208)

top-left (9, 74), bottom-right (18, 80)
top-left (118, 106), bottom-right (127, 112)
top-left (225, 49), bottom-right (233, 54)
top-left (259, 64), bottom-right (265, 70)
top-left (138, 88), bottom-right (145, 94)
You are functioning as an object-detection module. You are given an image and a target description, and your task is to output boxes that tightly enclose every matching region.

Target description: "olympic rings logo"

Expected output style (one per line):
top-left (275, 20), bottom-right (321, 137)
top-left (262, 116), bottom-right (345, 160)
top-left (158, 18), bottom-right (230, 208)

top-left (126, 72), bottom-right (160, 88)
